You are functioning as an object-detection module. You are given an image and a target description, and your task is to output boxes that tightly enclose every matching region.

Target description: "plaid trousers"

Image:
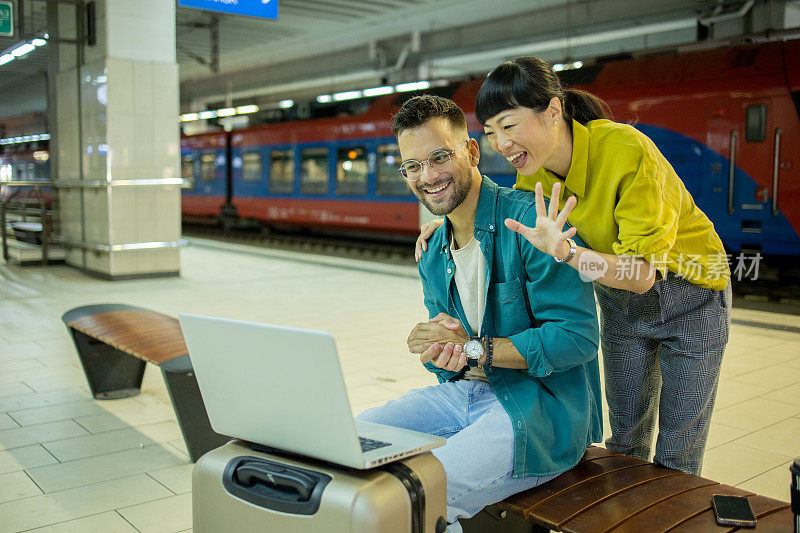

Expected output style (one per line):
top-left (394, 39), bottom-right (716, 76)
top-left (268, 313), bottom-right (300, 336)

top-left (595, 273), bottom-right (731, 475)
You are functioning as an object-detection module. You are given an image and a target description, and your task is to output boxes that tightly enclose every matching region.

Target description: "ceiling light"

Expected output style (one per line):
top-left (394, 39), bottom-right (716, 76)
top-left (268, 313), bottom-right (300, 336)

top-left (0, 133), bottom-right (50, 145)
top-left (235, 105), bottom-right (259, 114)
top-left (11, 43), bottom-right (35, 57)
top-left (180, 113), bottom-right (199, 122)
top-left (279, 99), bottom-right (294, 109)
top-left (0, 54), bottom-right (12, 66)
top-left (363, 86), bottom-right (394, 97)
top-left (32, 38), bottom-right (47, 47)
top-left (553, 60), bottom-right (584, 72)
top-left (316, 95), bottom-right (332, 103)
top-left (332, 90), bottom-right (363, 101)
top-left (216, 107), bottom-right (236, 117)
top-left (198, 110), bottom-right (217, 119)
top-left (395, 81), bottom-right (430, 92)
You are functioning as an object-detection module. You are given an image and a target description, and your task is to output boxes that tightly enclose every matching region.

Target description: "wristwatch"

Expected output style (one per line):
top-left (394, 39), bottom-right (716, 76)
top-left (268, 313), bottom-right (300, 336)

top-left (554, 238), bottom-right (577, 264)
top-left (463, 336), bottom-right (484, 367)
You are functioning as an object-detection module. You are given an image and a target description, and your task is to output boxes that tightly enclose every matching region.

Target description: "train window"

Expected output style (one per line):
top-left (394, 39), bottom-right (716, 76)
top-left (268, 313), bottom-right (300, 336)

top-left (336, 147), bottom-right (368, 196)
top-left (269, 150), bottom-right (295, 194)
top-left (300, 147), bottom-right (329, 195)
top-left (376, 143), bottom-right (411, 197)
top-left (200, 153), bottom-right (217, 182)
top-left (242, 151), bottom-right (263, 182)
top-left (745, 104), bottom-right (767, 142)
top-left (181, 154), bottom-right (195, 188)
top-left (476, 134), bottom-right (515, 176)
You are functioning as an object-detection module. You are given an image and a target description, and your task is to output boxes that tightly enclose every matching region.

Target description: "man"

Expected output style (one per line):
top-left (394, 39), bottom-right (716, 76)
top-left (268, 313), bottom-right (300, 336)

top-left (357, 95), bottom-right (603, 532)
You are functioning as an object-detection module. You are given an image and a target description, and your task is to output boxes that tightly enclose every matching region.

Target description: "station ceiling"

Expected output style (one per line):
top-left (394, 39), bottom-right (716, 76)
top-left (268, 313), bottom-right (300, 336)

top-left (0, 0), bottom-right (797, 123)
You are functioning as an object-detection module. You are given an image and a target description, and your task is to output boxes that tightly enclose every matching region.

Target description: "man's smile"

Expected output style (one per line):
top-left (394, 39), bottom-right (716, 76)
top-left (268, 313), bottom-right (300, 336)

top-left (422, 180), bottom-right (452, 198)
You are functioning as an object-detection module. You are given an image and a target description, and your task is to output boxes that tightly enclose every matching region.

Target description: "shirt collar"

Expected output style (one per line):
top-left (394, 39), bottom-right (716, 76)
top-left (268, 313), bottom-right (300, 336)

top-left (563, 119), bottom-right (589, 198)
top-left (440, 176), bottom-right (498, 253)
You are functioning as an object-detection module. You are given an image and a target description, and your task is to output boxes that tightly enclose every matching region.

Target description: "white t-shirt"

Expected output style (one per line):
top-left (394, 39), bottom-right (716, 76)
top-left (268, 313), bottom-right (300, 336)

top-left (450, 234), bottom-right (488, 382)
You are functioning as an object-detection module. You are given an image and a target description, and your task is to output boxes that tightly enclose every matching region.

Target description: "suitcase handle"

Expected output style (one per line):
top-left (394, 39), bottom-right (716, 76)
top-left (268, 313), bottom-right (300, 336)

top-left (223, 456), bottom-right (332, 515)
top-left (235, 463), bottom-right (317, 500)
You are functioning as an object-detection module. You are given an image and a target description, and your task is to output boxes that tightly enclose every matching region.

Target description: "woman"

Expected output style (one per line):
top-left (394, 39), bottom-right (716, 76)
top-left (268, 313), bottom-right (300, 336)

top-left (416, 57), bottom-right (731, 475)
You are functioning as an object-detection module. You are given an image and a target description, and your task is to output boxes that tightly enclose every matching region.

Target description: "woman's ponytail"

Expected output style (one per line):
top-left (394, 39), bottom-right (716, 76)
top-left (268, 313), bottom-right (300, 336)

top-left (563, 89), bottom-right (612, 124)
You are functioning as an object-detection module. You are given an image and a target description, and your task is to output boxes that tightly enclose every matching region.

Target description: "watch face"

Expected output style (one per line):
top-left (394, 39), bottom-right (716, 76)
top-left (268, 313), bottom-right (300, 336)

top-left (463, 339), bottom-right (483, 359)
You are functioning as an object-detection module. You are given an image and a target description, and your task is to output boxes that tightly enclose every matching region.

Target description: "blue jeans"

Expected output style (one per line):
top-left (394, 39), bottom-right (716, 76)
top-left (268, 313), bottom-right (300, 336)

top-left (357, 380), bottom-right (554, 532)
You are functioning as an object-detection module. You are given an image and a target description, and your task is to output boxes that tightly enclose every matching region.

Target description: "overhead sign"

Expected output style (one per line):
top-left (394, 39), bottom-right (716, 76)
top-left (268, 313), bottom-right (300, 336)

top-left (178, 0), bottom-right (278, 20)
top-left (0, 1), bottom-right (13, 37)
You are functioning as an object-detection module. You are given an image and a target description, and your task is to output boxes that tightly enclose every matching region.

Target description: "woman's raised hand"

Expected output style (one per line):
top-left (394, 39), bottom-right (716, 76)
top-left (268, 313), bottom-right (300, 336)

top-left (414, 218), bottom-right (445, 262)
top-left (504, 181), bottom-right (577, 259)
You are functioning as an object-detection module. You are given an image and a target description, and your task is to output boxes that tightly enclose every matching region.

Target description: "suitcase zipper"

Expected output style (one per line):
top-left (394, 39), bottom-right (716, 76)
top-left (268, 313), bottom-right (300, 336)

top-left (382, 462), bottom-right (425, 533)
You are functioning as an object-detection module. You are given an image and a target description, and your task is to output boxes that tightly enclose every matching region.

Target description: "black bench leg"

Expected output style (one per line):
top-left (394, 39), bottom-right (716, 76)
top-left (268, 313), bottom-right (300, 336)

top-left (460, 504), bottom-right (548, 533)
top-left (161, 356), bottom-right (231, 462)
top-left (68, 328), bottom-right (147, 399)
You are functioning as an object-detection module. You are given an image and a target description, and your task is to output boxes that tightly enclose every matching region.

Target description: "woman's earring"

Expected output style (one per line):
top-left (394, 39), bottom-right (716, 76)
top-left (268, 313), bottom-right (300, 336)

top-left (554, 119), bottom-right (558, 126)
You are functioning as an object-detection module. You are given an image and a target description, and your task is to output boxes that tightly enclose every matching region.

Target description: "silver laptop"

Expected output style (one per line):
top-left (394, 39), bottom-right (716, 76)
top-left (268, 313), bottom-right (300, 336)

top-left (178, 313), bottom-right (445, 469)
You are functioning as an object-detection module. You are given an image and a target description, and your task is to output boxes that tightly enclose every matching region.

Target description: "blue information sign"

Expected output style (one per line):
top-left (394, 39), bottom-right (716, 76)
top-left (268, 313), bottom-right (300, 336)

top-left (178, 0), bottom-right (278, 19)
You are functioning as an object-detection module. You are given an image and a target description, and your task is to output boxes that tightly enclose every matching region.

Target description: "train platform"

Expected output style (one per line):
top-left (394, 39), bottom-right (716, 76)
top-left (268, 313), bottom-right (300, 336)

top-left (0, 237), bottom-right (799, 532)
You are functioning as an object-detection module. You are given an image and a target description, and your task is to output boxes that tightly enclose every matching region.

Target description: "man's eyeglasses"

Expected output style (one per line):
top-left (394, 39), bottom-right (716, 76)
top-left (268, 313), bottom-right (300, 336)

top-left (398, 140), bottom-right (470, 181)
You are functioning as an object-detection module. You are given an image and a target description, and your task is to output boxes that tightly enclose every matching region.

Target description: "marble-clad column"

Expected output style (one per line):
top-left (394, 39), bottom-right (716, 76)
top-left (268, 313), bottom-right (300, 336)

top-left (51, 0), bottom-right (182, 279)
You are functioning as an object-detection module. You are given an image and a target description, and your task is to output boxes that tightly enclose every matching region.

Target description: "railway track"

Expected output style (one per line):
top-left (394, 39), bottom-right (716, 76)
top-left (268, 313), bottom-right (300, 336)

top-left (184, 223), bottom-right (800, 313)
top-left (183, 224), bottom-right (417, 266)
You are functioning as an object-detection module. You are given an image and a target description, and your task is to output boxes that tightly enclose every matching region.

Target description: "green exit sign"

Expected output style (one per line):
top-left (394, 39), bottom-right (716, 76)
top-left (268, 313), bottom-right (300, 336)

top-left (0, 1), bottom-right (13, 37)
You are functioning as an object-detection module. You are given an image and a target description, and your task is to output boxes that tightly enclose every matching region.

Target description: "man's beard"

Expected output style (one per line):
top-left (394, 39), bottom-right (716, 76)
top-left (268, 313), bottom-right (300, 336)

top-left (417, 175), bottom-right (472, 216)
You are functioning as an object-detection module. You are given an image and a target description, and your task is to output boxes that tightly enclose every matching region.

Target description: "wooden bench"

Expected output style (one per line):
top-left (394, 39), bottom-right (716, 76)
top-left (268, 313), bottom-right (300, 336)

top-left (62, 304), bottom-right (230, 462)
top-left (462, 446), bottom-right (795, 532)
top-left (62, 306), bottom-right (797, 530)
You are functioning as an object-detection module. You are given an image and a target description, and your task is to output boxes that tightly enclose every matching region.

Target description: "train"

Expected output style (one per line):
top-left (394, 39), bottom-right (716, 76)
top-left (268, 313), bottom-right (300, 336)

top-left (180, 38), bottom-right (800, 256)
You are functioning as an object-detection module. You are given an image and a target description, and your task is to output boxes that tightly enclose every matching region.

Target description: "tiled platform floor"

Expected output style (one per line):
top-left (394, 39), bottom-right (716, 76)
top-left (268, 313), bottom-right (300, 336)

top-left (1, 237), bottom-right (798, 532)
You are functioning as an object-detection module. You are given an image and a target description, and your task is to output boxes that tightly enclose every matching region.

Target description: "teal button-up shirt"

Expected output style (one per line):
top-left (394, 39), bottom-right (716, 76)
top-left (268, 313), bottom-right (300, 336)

top-left (418, 178), bottom-right (603, 477)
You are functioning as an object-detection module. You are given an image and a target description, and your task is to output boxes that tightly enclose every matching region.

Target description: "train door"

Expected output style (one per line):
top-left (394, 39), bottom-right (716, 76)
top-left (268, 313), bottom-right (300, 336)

top-left (729, 97), bottom-right (800, 255)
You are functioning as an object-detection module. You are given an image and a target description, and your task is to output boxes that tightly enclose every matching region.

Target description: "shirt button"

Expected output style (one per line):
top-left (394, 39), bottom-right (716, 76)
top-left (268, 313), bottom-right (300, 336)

top-left (447, 268), bottom-right (452, 274)
top-left (489, 224), bottom-right (494, 230)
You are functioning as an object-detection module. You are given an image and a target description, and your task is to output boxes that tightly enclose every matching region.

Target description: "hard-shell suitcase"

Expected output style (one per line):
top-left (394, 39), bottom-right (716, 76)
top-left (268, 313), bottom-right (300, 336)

top-left (193, 439), bottom-right (448, 532)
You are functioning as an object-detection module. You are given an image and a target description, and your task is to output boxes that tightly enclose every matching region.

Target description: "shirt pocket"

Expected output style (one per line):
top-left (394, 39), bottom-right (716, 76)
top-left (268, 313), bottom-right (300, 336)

top-left (487, 277), bottom-right (530, 336)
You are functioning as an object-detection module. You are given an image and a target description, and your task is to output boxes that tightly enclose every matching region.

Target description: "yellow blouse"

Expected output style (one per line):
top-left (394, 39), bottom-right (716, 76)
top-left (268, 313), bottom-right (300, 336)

top-left (516, 119), bottom-right (730, 290)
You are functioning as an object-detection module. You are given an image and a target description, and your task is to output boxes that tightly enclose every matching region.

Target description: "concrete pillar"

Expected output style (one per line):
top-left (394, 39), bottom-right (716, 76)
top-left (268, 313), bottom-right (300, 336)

top-left (50, 0), bottom-right (182, 279)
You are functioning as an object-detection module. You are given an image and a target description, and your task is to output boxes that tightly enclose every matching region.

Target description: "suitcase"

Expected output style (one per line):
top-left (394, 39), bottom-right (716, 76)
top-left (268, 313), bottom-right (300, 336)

top-left (193, 439), bottom-right (448, 532)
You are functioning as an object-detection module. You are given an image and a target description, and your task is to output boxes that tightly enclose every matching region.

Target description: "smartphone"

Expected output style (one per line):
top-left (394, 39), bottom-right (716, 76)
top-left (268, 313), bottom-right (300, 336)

top-left (711, 494), bottom-right (757, 527)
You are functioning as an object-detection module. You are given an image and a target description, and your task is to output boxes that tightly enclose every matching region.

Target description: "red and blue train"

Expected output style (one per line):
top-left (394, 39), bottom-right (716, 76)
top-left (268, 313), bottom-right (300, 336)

top-left (181, 38), bottom-right (800, 256)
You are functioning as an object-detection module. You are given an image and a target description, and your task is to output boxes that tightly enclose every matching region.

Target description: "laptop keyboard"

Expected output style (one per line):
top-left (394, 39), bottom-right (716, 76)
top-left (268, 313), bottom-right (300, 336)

top-left (359, 436), bottom-right (392, 452)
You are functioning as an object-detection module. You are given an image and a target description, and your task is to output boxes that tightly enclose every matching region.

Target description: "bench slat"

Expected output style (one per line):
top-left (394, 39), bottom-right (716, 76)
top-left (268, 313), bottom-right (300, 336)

top-left (562, 469), bottom-right (718, 531)
top-left (740, 506), bottom-right (796, 532)
top-left (668, 494), bottom-right (792, 533)
top-left (532, 464), bottom-right (682, 529)
top-left (67, 310), bottom-right (188, 365)
top-left (499, 454), bottom-right (647, 515)
top-left (609, 483), bottom-right (753, 532)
